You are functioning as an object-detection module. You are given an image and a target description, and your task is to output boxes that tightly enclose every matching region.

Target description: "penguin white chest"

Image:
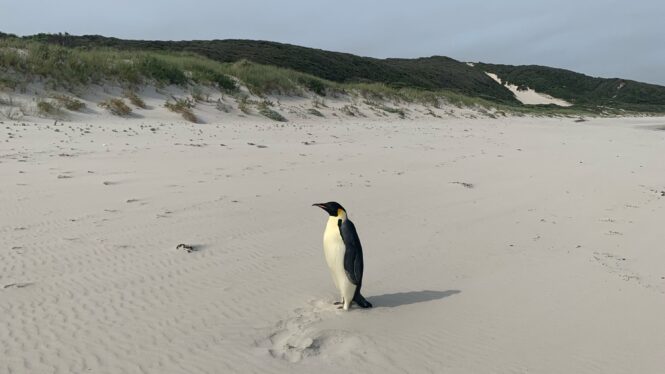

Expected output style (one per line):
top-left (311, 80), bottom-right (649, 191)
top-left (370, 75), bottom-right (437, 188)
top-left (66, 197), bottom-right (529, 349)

top-left (323, 218), bottom-right (346, 278)
top-left (322, 217), bottom-right (355, 300)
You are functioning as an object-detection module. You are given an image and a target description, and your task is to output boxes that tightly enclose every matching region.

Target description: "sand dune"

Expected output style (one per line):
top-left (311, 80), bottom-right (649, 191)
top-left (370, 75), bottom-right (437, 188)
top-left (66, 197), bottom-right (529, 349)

top-left (2, 98), bottom-right (665, 373)
top-left (485, 72), bottom-right (573, 106)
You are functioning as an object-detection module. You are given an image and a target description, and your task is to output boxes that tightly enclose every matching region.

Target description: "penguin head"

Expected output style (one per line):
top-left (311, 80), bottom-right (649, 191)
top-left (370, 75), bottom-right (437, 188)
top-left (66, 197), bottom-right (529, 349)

top-left (312, 201), bottom-right (346, 217)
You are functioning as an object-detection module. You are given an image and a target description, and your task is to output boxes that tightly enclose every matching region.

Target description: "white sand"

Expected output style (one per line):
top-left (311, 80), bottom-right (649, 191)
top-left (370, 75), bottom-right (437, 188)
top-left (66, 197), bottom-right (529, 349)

top-left (486, 72), bottom-right (573, 106)
top-left (2, 89), bottom-right (665, 373)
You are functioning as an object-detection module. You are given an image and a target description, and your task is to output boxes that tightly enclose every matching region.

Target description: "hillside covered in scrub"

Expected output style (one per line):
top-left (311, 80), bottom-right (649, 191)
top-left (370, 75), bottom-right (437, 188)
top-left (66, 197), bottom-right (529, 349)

top-left (476, 63), bottom-right (665, 113)
top-left (1, 32), bottom-right (665, 114)
top-left (7, 32), bottom-right (518, 104)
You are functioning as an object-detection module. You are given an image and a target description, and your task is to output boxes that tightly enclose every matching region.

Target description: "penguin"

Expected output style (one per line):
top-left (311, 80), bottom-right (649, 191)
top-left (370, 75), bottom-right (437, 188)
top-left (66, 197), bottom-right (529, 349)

top-left (313, 202), bottom-right (372, 310)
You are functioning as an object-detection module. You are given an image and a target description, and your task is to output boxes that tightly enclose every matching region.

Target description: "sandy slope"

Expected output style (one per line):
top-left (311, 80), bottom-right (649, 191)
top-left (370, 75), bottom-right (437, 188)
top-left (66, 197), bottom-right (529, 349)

top-left (485, 72), bottom-right (573, 107)
top-left (2, 103), bottom-right (665, 373)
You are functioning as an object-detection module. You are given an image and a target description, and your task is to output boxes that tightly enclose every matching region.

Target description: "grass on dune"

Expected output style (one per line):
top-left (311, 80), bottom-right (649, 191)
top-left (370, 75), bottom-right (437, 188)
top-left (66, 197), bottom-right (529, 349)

top-left (124, 90), bottom-right (146, 108)
top-left (0, 37), bottom-right (646, 117)
top-left (52, 94), bottom-right (85, 111)
top-left (0, 39), bottom-right (238, 91)
top-left (257, 100), bottom-right (287, 122)
top-left (37, 99), bottom-right (61, 116)
top-left (98, 98), bottom-right (132, 116)
top-left (164, 97), bottom-right (197, 123)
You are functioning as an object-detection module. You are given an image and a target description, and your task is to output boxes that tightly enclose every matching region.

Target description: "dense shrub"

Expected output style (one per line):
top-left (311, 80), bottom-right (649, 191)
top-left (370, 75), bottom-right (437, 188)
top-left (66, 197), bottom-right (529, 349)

top-left (140, 57), bottom-right (187, 85)
top-left (298, 77), bottom-right (326, 96)
top-left (212, 73), bottom-right (237, 91)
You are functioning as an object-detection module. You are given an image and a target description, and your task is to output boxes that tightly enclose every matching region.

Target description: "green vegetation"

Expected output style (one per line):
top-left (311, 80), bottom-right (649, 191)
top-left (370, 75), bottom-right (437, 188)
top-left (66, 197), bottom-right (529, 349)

top-left (15, 33), bottom-right (518, 102)
top-left (190, 86), bottom-right (206, 101)
top-left (257, 100), bottom-right (287, 122)
top-left (312, 97), bottom-right (327, 108)
top-left (476, 63), bottom-right (665, 113)
top-left (124, 91), bottom-right (147, 108)
top-left (307, 108), bottom-right (324, 117)
top-left (0, 76), bottom-right (19, 90)
top-left (52, 94), bottom-right (85, 111)
top-left (364, 100), bottom-right (406, 118)
top-left (340, 105), bottom-right (364, 117)
top-left (236, 96), bottom-right (251, 114)
top-left (37, 99), bottom-right (61, 115)
top-left (222, 59), bottom-right (325, 95)
top-left (0, 38), bottom-right (238, 91)
top-left (1, 33), bottom-right (664, 114)
top-left (164, 97), bottom-right (197, 122)
top-left (98, 98), bottom-right (132, 116)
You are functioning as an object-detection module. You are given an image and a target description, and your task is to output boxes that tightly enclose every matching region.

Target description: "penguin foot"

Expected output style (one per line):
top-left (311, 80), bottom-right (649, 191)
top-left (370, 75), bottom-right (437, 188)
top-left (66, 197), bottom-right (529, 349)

top-left (337, 306), bottom-right (343, 310)
top-left (353, 294), bottom-right (373, 308)
top-left (358, 300), bottom-right (373, 308)
top-left (333, 301), bottom-right (342, 305)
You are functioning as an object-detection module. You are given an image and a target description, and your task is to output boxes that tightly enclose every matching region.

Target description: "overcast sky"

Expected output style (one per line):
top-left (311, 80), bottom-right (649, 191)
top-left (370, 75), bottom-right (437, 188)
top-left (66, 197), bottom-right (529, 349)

top-left (2, 0), bottom-right (664, 85)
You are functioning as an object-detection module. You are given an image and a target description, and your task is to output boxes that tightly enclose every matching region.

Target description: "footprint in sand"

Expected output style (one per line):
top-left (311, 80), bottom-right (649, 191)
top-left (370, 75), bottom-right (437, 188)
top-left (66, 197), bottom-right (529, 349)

top-left (262, 299), bottom-right (380, 364)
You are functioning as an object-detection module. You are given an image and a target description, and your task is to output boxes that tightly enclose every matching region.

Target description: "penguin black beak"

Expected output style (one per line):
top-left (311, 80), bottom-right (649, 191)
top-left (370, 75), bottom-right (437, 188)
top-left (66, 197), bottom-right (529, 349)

top-left (312, 203), bottom-right (327, 210)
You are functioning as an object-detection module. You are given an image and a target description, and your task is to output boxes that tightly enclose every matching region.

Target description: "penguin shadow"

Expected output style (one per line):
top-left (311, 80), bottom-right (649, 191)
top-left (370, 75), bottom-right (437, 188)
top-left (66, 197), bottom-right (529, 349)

top-left (368, 290), bottom-right (461, 308)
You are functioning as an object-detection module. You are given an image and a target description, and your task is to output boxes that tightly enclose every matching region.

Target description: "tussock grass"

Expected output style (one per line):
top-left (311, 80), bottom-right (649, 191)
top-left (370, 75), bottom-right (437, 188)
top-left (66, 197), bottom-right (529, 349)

top-left (312, 97), bottom-right (327, 108)
top-left (52, 94), bottom-right (85, 111)
top-left (98, 98), bottom-right (132, 116)
top-left (190, 86), bottom-right (206, 102)
top-left (237, 96), bottom-right (252, 114)
top-left (257, 100), bottom-right (287, 122)
top-left (37, 99), bottom-right (61, 115)
top-left (307, 108), bottom-right (324, 117)
top-left (124, 91), bottom-right (147, 108)
top-left (340, 105), bottom-right (364, 117)
top-left (364, 100), bottom-right (406, 118)
top-left (223, 60), bottom-right (308, 96)
top-left (165, 97), bottom-right (197, 122)
top-left (0, 94), bottom-right (25, 119)
top-left (2, 107), bottom-right (22, 120)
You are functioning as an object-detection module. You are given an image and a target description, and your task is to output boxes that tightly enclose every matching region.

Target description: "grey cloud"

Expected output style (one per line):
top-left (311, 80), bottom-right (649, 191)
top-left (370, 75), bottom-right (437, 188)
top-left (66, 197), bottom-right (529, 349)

top-left (1, 0), bottom-right (663, 84)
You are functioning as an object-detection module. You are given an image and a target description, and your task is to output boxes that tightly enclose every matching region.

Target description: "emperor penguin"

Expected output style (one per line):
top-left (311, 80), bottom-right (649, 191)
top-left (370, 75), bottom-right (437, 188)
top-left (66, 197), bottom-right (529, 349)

top-left (313, 202), bottom-right (372, 310)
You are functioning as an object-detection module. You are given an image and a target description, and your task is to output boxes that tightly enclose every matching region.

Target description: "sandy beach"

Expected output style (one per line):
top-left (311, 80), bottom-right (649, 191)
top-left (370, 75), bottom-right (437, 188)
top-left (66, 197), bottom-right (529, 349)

top-left (2, 101), bottom-right (665, 373)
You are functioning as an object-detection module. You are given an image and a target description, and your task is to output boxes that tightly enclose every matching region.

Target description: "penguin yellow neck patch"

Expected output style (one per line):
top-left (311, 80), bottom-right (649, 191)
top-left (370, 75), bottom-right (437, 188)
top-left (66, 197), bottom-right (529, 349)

top-left (337, 208), bottom-right (346, 219)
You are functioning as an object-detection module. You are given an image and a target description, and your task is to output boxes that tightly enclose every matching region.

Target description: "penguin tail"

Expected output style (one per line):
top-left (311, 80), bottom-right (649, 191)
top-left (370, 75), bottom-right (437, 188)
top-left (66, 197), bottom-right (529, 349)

top-left (353, 290), bottom-right (373, 308)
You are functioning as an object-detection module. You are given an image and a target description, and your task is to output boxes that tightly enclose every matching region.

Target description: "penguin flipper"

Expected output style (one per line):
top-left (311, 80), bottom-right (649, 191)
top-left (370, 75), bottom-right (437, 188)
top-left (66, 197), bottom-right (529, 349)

top-left (338, 219), bottom-right (364, 285)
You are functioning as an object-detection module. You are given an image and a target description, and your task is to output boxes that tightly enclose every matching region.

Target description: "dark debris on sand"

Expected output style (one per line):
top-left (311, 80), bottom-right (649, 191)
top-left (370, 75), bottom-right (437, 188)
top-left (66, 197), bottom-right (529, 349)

top-left (451, 181), bottom-right (474, 189)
